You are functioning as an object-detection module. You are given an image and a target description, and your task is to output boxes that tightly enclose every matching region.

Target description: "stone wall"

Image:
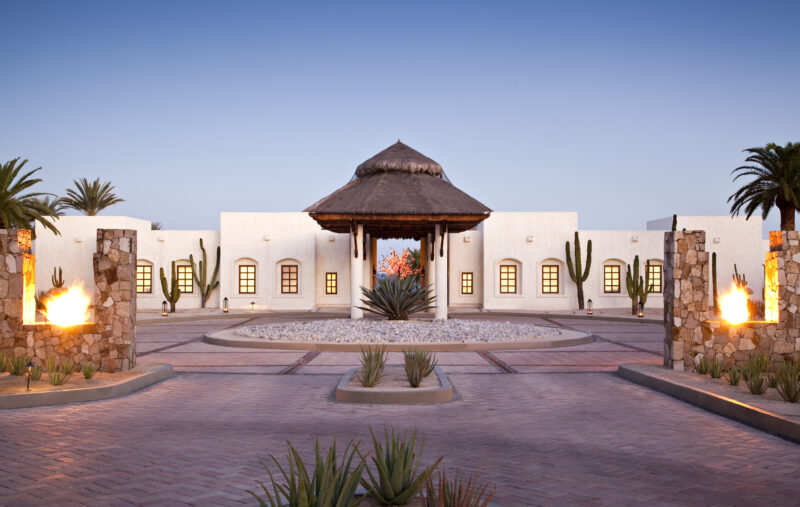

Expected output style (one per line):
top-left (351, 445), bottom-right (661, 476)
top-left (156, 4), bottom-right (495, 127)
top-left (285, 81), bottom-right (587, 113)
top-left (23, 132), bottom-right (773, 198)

top-left (0, 228), bottom-right (137, 372)
top-left (663, 231), bottom-right (709, 371)
top-left (664, 230), bottom-right (800, 371)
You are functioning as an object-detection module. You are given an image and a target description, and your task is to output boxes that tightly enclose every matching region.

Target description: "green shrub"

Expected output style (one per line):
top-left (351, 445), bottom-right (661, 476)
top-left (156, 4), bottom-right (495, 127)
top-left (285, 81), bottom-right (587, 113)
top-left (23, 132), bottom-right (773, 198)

top-left (775, 360), bottom-right (800, 403)
top-left (44, 356), bottom-right (59, 376)
top-left (355, 345), bottom-right (387, 388)
top-left (423, 469), bottom-right (495, 507)
top-left (695, 356), bottom-right (709, 375)
top-left (247, 438), bottom-right (364, 507)
top-left (48, 370), bottom-right (71, 386)
top-left (60, 358), bottom-right (75, 374)
top-left (6, 355), bottom-right (29, 376)
top-left (360, 427), bottom-right (441, 505)
top-left (30, 365), bottom-right (43, 381)
top-left (82, 363), bottom-right (97, 379)
top-left (742, 352), bottom-right (769, 381)
top-left (708, 358), bottom-right (724, 379)
top-left (404, 349), bottom-right (437, 388)
top-left (767, 371), bottom-right (778, 389)
top-left (727, 367), bottom-right (741, 386)
top-left (743, 355), bottom-right (768, 395)
top-left (0, 353), bottom-right (6, 372)
top-left (358, 276), bottom-right (435, 320)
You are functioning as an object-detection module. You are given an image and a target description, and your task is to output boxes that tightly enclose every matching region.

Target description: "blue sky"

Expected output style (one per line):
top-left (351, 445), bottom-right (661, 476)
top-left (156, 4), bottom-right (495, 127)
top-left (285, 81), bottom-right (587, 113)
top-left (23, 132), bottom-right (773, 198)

top-left (2, 0), bottom-right (798, 242)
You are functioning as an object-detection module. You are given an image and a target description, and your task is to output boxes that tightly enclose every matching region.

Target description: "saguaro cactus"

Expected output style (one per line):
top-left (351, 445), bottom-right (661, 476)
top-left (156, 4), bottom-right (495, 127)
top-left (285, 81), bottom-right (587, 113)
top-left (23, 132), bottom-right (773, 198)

top-left (637, 261), bottom-right (654, 309)
top-left (189, 238), bottom-right (220, 308)
top-left (626, 255), bottom-right (642, 315)
top-left (51, 266), bottom-right (64, 288)
top-left (671, 214), bottom-right (677, 232)
top-left (566, 231), bottom-right (592, 310)
top-left (712, 252), bottom-right (718, 315)
top-left (160, 261), bottom-right (181, 313)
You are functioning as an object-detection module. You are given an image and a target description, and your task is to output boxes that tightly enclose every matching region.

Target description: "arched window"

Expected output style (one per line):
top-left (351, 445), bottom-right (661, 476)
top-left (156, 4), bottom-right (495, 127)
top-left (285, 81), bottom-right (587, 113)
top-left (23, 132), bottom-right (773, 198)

top-left (603, 259), bottom-right (625, 294)
top-left (234, 258), bottom-right (258, 295)
top-left (539, 258), bottom-right (564, 295)
top-left (496, 258), bottom-right (521, 295)
top-left (175, 260), bottom-right (193, 294)
top-left (646, 259), bottom-right (663, 293)
top-left (276, 259), bottom-right (301, 295)
top-left (136, 260), bottom-right (154, 294)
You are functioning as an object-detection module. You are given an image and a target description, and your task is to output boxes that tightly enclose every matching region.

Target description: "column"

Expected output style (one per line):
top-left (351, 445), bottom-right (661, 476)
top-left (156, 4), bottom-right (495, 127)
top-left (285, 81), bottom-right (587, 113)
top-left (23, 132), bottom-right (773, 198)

top-left (435, 223), bottom-right (448, 321)
top-left (350, 223), bottom-right (364, 319)
top-left (426, 232), bottom-right (435, 312)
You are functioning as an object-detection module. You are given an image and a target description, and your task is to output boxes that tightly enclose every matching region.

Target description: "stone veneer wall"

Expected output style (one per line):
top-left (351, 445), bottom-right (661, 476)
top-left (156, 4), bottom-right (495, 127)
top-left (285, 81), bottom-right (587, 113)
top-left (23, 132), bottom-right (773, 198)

top-left (663, 231), bottom-right (709, 371)
top-left (0, 228), bottom-right (137, 372)
top-left (665, 230), bottom-right (800, 371)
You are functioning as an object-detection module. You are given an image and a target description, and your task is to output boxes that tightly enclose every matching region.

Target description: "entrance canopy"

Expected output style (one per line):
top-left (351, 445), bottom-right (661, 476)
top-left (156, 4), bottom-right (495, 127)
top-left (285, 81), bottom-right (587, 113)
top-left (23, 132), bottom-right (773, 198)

top-left (304, 141), bottom-right (491, 238)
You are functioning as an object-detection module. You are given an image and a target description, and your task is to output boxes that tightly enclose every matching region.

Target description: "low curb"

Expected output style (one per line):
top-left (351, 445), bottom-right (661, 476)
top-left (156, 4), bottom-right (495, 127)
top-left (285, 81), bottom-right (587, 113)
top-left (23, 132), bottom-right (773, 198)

top-left (617, 363), bottom-right (800, 444)
top-left (0, 363), bottom-right (174, 410)
top-left (336, 366), bottom-right (453, 404)
top-left (203, 327), bottom-right (593, 352)
top-left (462, 311), bottom-right (661, 325)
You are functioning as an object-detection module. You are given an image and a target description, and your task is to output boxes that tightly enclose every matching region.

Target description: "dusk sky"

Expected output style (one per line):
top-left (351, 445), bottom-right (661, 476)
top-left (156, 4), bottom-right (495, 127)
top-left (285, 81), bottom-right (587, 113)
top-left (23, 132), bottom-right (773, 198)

top-left (2, 1), bottom-right (799, 240)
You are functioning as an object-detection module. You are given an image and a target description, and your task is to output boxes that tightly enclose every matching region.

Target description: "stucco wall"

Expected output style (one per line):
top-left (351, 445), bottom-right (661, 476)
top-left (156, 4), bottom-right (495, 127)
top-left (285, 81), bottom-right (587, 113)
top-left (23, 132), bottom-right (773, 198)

top-left (448, 228), bottom-right (483, 307)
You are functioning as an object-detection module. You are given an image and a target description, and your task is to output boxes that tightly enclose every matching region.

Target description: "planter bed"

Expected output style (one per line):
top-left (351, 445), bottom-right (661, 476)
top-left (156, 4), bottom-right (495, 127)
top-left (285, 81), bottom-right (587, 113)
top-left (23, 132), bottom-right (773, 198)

top-left (336, 365), bottom-right (453, 404)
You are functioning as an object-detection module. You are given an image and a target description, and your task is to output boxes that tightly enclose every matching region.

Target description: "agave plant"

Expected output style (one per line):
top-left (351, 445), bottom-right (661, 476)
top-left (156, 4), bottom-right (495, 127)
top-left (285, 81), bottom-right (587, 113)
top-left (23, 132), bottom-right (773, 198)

top-left (30, 364), bottom-right (43, 381)
top-left (423, 468), bottom-right (495, 507)
top-left (358, 276), bottom-right (435, 320)
top-left (359, 427), bottom-right (441, 505)
top-left (743, 353), bottom-right (769, 395)
top-left (6, 355), bottom-right (29, 376)
top-left (48, 370), bottom-right (71, 386)
top-left (355, 345), bottom-right (387, 388)
top-left (82, 363), bottom-right (97, 379)
top-left (774, 360), bottom-right (800, 403)
top-left (708, 358), bottom-right (724, 379)
top-left (727, 367), bottom-right (741, 386)
top-left (404, 349), bottom-right (437, 388)
top-left (247, 438), bottom-right (365, 507)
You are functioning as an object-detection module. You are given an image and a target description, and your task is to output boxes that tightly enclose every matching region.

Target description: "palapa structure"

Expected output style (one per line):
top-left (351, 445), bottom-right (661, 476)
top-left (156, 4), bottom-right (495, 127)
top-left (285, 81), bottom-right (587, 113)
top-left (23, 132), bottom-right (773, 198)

top-left (305, 141), bottom-right (492, 320)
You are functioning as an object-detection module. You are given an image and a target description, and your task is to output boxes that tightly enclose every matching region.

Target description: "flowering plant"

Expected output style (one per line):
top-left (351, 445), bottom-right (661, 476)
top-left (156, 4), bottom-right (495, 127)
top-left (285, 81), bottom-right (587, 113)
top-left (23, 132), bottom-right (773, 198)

top-left (378, 248), bottom-right (420, 279)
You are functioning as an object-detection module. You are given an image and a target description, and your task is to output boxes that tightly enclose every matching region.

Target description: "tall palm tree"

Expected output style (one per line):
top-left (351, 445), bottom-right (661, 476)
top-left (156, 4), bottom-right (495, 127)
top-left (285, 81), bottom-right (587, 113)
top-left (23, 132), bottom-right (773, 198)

top-left (0, 158), bottom-right (60, 234)
top-left (62, 177), bottom-right (124, 215)
top-left (728, 142), bottom-right (800, 230)
top-left (31, 195), bottom-right (66, 217)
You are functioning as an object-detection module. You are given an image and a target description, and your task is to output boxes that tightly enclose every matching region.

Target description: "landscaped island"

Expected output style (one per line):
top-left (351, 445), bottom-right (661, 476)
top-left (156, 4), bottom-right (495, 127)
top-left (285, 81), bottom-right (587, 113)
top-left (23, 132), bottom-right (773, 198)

top-left (235, 318), bottom-right (561, 343)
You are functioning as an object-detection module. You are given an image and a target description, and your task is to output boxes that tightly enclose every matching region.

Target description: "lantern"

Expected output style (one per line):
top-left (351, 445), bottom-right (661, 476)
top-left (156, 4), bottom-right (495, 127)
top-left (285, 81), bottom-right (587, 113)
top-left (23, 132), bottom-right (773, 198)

top-left (223, 297), bottom-right (229, 313)
top-left (638, 301), bottom-right (644, 318)
top-left (26, 361), bottom-right (32, 391)
top-left (162, 300), bottom-right (168, 317)
top-left (587, 299), bottom-right (593, 315)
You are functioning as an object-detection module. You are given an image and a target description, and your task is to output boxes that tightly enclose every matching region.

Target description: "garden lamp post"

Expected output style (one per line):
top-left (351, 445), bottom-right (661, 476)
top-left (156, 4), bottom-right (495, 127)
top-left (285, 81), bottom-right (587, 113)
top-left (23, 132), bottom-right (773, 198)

top-left (223, 297), bottom-right (229, 313)
top-left (587, 299), bottom-right (593, 315)
top-left (637, 301), bottom-right (644, 318)
top-left (162, 300), bottom-right (168, 317)
top-left (26, 361), bottom-right (32, 391)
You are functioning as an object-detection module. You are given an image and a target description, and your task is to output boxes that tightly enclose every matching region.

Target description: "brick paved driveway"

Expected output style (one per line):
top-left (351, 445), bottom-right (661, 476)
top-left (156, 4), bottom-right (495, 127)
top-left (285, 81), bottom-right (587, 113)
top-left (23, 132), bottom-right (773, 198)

top-left (1, 315), bottom-right (798, 505)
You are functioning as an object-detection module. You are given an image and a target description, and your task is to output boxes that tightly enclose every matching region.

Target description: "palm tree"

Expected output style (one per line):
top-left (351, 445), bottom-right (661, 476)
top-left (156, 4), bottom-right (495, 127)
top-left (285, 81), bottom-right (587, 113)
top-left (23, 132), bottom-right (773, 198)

top-left (728, 142), bottom-right (800, 230)
top-left (0, 158), bottom-right (60, 234)
top-left (150, 221), bottom-right (163, 230)
top-left (31, 195), bottom-right (66, 217)
top-left (62, 177), bottom-right (124, 215)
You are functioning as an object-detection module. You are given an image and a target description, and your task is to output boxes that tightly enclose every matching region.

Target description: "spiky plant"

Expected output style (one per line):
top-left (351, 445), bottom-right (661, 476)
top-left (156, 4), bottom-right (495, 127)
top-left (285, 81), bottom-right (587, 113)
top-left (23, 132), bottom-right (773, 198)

top-left (82, 363), bottom-right (97, 379)
top-left (358, 276), bottom-right (435, 320)
top-left (0, 158), bottom-right (60, 235)
top-left (708, 358), bottom-right (724, 379)
top-left (44, 355), bottom-right (59, 377)
top-left (247, 439), bottom-right (365, 507)
top-left (150, 221), bottom-right (163, 230)
top-left (6, 355), bottom-right (29, 376)
top-left (695, 356), bottom-right (709, 375)
top-left (60, 358), bottom-right (75, 374)
top-left (189, 238), bottom-right (220, 308)
top-left (565, 231), bottom-right (592, 310)
top-left (727, 366), bottom-right (741, 386)
top-left (403, 349), bottom-right (437, 388)
top-left (30, 364), bottom-right (43, 381)
top-left (48, 370), bottom-right (71, 386)
top-left (625, 256), bottom-right (642, 315)
top-left (51, 266), bottom-right (64, 288)
top-left (423, 469), bottom-right (495, 507)
top-left (359, 427), bottom-right (441, 505)
top-left (355, 345), bottom-right (388, 388)
top-left (774, 360), bottom-right (800, 403)
top-left (61, 177), bottom-right (124, 216)
top-left (160, 260), bottom-right (181, 313)
top-left (743, 353), bottom-right (769, 395)
top-left (728, 142), bottom-right (800, 231)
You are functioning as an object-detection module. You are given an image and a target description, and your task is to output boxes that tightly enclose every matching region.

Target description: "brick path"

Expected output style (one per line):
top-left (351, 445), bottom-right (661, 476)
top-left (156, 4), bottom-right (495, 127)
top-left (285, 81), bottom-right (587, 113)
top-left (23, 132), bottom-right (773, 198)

top-left (1, 314), bottom-right (798, 505)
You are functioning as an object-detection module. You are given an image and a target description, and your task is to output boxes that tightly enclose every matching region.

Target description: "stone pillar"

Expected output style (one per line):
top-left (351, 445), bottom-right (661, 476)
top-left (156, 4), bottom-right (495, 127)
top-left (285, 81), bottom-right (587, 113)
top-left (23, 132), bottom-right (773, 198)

top-left (772, 231), bottom-right (800, 334)
top-left (435, 223), bottom-right (448, 321)
top-left (0, 230), bottom-right (31, 357)
top-left (350, 223), bottom-right (363, 319)
top-left (93, 229), bottom-right (137, 371)
top-left (663, 231), bottom-right (709, 371)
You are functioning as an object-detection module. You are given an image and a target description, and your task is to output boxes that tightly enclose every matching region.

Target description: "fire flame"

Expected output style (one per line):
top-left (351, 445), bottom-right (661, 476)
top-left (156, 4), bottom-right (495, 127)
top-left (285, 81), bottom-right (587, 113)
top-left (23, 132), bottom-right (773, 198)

top-left (720, 284), bottom-right (749, 325)
top-left (43, 286), bottom-right (91, 327)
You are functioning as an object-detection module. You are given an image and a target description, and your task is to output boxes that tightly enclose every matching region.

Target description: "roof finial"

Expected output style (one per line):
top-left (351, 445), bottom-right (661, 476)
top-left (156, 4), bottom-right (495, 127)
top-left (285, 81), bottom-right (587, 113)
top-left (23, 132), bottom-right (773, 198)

top-left (397, 138), bottom-right (401, 143)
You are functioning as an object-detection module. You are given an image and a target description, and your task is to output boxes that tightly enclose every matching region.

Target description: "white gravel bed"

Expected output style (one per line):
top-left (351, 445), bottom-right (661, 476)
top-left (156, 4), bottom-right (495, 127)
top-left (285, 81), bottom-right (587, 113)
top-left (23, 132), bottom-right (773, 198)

top-left (234, 319), bottom-right (561, 343)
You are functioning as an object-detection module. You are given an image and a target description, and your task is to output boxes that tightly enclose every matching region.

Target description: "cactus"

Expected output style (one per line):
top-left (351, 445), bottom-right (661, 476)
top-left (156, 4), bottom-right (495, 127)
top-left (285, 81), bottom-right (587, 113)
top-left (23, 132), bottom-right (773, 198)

top-left (626, 255), bottom-right (642, 315)
top-left (160, 261), bottom-right (181, 313)
top-left (565, 231), bottom-right (592, 310)
top-left (733, 264), bottom-right (747, 289)
top-left (671, 214), bottom-right (677, 231)
top-left (51, 266), bottom-right (64, 288)
top-left (712, 252), bottom-right (718, 315)
top-left (638, 261), bottom-right (654, 308)
top-left (189, 238), bottom-right (220, 308)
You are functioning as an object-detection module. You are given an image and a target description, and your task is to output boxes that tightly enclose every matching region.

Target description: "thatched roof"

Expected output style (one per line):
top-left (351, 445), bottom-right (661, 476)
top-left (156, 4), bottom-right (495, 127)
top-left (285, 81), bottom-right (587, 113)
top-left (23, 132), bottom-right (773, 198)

top-left (305, 141), bottom-right (491, 238)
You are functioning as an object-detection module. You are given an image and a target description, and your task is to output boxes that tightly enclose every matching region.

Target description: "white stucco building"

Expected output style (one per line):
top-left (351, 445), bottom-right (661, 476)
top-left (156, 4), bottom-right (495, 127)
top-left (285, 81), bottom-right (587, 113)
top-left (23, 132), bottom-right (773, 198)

top-left (32, 143), bottom-right (770, 316)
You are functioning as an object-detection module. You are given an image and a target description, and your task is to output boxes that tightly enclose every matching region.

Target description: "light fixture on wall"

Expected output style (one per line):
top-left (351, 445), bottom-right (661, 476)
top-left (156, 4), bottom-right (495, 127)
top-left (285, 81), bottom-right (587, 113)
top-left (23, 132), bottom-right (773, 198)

top-left (162, 300), bottom-right (168, 317)
top-left (638, 301), bottom-right (644, 318)
top-left (631, 235), bottom-right (639, 243)
top-left (526, 235), bottom-right (534, 243)
top-left (463, 235), bottom-right (471, 243)
top-left (587, 299), bottom-right (593, 315)
top-left (223, 297), bottom-right (229, 313)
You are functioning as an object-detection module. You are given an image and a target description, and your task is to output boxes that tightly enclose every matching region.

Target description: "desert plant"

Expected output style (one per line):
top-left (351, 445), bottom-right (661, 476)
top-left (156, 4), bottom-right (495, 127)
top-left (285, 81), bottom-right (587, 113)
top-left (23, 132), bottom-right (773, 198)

top-left (247, 438), bottom-right (365, 507)
top-left (51, 266), bottom-right (64, 288)
top-left (189, 238), bottom-right (220, 308)
top-left (767, 370), bottom-right (778, 389)
top-left (423, 469), bottom-right (495, 507)
top-left (359, 276), bottom-right (435, 320)
top-left (671, 214), bottom-right (677, 231)
top-left (0, 352), bottom-right (6, 372)
top-left (565, 231), bottom-right (592, 310)
top-left (151, 221), bottom-right (163, 230)
top-left (48, 370), bottom-right (71, 386)
top-left (160, 260), bottom-right (181, 313)
top-left (44, 355), bottom-right (59, 376)
top-left (742, 352), bottom-right (769, 381)
top-left (82, 363), bottom-right (97, 379)
top-left (360, 427), bottom-right (441, 505)
top-left (60, 358), bottom-right (75, 374)
top-left (695, 356), bottom-right (709, 375)
top-left (748, 298), bottom-right (765, 320)
top-left (30, 364), bottom-right (43, 380)
top-left (774, 360), bottom-right (800, 403)
top-left (61, 177), bottom-right (124, 216)
top-left (727, 367), bottom-right (741, 386)
top-left (727, 142), bottom-right (800, 231)
top-left (403, 349), bottom-right (437, 388)
top-left (6, 355), bottom-right (29, 376)
top-left (637, 260), bottom-right (654, 310)
top-left (743, 353), bottom-right (769, 395)
top-left (712, 252), bottom-right (718, 315)
top-left (708, 358), bottom-right (724, 379)
top-left (355, 345), bottom-right (388, 388)
top-left (733, 264), bottom-right (748, 290)
top-left (625, 256), bottom-right (643, 315)
top-left (0, 157), bottom-right (61, 235)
